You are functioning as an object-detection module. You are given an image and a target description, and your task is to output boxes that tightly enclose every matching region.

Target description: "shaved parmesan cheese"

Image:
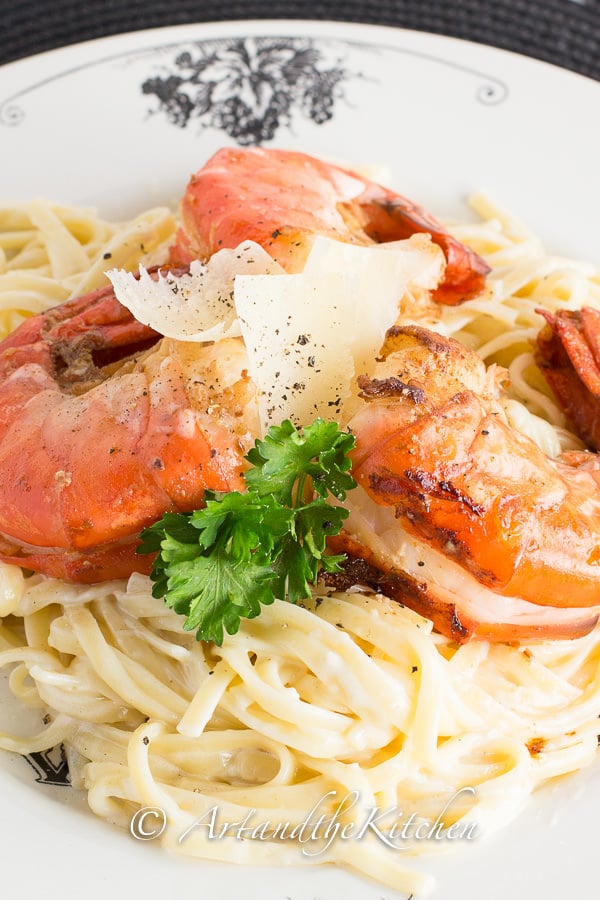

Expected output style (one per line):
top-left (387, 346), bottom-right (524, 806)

top-left (235, 272), bottom-right (354, 430)
top-left (108, 241), bottom-right (284, 342)
top-left (303, 233), bottom-right (444, 378)
top-left (235, 234), bottom-right (444, 432)
top-left (108, 232), bottom-right (444, 433)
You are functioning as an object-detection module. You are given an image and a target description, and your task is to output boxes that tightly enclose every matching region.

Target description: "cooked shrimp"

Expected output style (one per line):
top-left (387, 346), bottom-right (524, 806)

top-left (169, 147), bottom-right (490, 305)
top-left (0, 281), bottom-right (258, 581)
top-left (339, 325), bottom-right (600, 642)
top-left (536, 306), bottom-right (600, 451)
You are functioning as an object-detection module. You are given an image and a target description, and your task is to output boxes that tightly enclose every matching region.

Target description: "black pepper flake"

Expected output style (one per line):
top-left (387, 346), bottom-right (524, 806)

top-left (297, 334), bottom-right (309, 345)
top-left (142, 736), bottom-right (150, 745)
top-left (102, 252), bottom-right (112, 260)
top-left (481, 429), bottom-right (489, 436)
top-left (307, 356), bottom-right (315, 367)
top-left (417, 560), bottom-right (425, 567)
top-left (411, 666), bottom-right (419, 674)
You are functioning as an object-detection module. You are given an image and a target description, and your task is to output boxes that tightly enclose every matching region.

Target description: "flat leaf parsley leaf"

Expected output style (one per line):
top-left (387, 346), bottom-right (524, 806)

top-left (138, 419), bottom-right (356, 645)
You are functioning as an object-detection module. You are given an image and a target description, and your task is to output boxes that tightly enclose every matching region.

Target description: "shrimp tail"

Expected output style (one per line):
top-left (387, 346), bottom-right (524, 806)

top-left (535, 306), bottom-right (600, 450)
top-left (345, 188), bottom-right (490, 304)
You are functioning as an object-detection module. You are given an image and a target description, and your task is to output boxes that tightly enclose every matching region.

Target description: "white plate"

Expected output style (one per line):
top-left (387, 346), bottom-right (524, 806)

top-left (1, 19), bottom-right (599, 900)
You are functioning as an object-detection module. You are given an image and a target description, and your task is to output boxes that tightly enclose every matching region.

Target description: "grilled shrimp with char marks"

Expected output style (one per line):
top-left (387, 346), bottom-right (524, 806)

top-left (337, 325), bottom-right (600, 642)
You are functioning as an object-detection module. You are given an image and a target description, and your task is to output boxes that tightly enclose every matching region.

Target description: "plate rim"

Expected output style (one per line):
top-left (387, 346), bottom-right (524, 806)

top-left (1, 17), bottom-right (600, 900)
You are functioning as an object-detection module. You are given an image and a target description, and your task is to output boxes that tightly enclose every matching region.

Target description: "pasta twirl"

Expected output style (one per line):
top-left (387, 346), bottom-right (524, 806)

top-left (1, 572), bottom-right (600, 895)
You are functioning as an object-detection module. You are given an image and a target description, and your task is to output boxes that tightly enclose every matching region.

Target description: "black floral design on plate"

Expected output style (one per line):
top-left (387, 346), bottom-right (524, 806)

top-left (141, 37), bottom-right (352, 145)
top-left (25, 745), bottom-right (70, 786)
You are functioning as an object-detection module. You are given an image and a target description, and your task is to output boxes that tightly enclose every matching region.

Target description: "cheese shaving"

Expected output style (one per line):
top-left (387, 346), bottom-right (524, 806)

top-left (108, 241), bottom-right (284, 342)
top-left (107, 233), bottom-right (444, 433)
top-left (235, 234), bottom-right (444, 431)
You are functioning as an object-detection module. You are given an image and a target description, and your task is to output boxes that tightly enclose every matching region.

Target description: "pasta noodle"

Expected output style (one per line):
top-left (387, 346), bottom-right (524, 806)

top-left (437, 194), bottom-right (600, 455)
top-left (0, 194), bottom-right (599, 897)
top-left (0, 200), bottom-right (176, 338)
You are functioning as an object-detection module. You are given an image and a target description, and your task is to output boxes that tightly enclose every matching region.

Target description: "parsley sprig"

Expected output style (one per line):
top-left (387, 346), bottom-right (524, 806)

top-left (138, 419), bottom-right (356, 645)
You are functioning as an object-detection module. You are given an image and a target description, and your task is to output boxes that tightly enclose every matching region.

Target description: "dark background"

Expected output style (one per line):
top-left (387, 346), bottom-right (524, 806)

top-left (1, 0), bottom-right (599, 80)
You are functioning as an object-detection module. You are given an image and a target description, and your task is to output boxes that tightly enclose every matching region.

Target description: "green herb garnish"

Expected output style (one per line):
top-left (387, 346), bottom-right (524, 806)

top-left (138, 419), bottom-right (356, 645)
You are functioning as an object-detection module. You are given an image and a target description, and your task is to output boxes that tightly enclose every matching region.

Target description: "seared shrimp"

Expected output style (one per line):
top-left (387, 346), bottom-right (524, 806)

top-left (338, 325), bottom-right (600, 642)
top-left (536, 306), bottom-right (600, 451)
top-left (169, 147), bottom-right (490, 305)
top-left (0, 281), bottom-right (258, 581)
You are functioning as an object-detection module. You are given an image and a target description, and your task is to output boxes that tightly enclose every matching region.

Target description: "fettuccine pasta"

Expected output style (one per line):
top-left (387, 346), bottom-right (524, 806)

top-left (0, 200), bottom-right (175, 337)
